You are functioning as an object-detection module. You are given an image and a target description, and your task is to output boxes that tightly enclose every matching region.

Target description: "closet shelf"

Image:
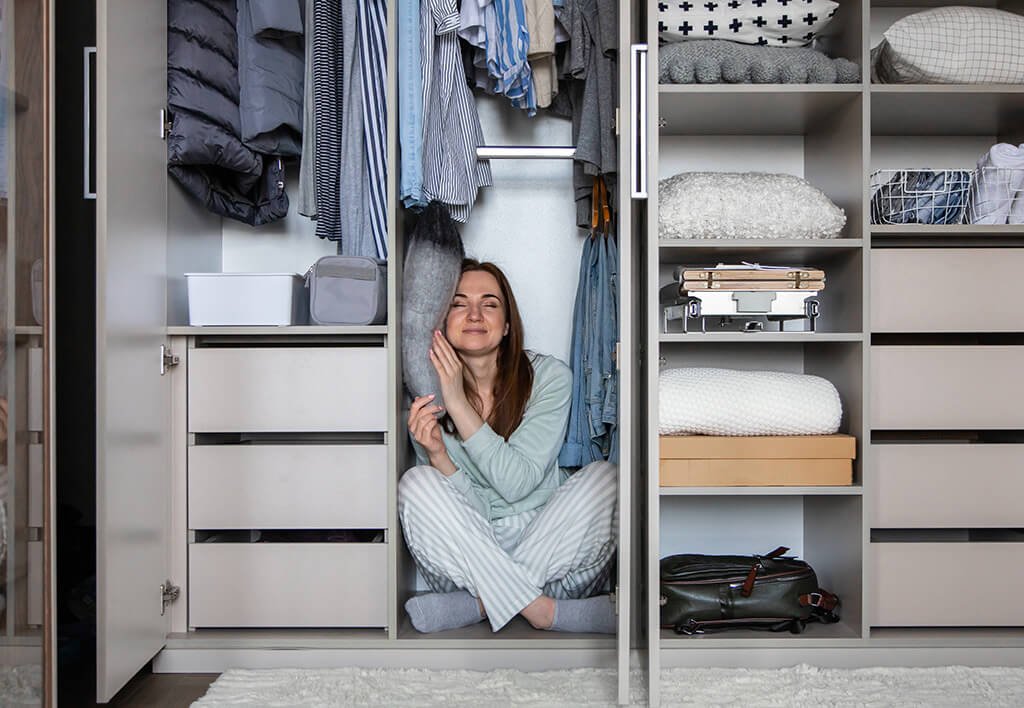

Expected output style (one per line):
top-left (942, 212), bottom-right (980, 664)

top-left (659, 333), bottom-right (864, 343)
top-left (396, 617), bottom-right (618, 647)
top-left (14, 325), bottom-right (42, 336)
top-left (869, 628), bottom-right (1024, 648)
top-left (659, 485), bottom-right (863, 496)
top-left (658, 87), bottom-right (861, 136)
top-left (870, 0), bottom-right (997, 6)
top-left (660, 621), bottom-right (862, 645)
top-left (167, 325), bottom-right (389, 336)
top-left (872, 225), bottom-right (1024, 236)
top-left (871, 89), bottom-right (1024, 136)
top-left (658, 240), bottom-right (862, 266)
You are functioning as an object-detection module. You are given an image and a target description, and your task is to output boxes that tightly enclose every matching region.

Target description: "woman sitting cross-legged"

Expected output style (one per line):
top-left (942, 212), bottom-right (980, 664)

top-left (399, 259), bottom-right (618, 634)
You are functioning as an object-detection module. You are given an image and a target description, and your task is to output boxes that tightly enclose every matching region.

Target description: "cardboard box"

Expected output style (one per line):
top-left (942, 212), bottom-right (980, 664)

top-left (659, 435), bottom-right (856, 487)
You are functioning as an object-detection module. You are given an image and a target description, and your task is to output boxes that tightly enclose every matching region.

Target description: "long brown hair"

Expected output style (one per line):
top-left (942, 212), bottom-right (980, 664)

top-left (446, 259), bottom-right (534, 440)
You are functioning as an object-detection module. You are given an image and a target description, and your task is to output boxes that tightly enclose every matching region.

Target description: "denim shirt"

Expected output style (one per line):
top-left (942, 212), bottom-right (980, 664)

top-left (398, 0), bottom-right (425, 208)
top-left (559, 234), bottom-right (619, 467)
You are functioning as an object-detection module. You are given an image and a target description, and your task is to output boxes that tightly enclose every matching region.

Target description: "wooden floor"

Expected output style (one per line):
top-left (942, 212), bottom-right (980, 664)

top-left (59, 666), bottom-right (218, 707)
top-left (104, 670), bottom-right (218, 707)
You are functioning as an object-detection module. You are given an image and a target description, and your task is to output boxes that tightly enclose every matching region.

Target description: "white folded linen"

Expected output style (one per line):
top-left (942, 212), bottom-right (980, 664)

top-left (969, 143), bottom-right (1024, 225)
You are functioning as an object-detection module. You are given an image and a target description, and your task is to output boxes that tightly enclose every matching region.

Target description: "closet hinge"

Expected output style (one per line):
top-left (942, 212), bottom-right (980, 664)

top-left (613, 586), bottom-right (619, 616)
top-left (161, 344), bottom-right (180, 376)
top-left (160, 580), bottom-right (181, 616)
top-left (614, 107), bottom-right (620, 136)
top-left (614, 341), bottom-right (621, 370)
top-left (160, 109), bottom-right (172, 140)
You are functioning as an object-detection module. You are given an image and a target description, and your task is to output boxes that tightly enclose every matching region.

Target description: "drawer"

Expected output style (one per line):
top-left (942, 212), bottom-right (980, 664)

top-left (189, 543), bottom-right (387, 627)
top-left (872, 445), bottom-right (1024, 528)
top-left (872, 249), bottom-right (1024, 332)
top-left (870, 346), bottom-right (1024, 429)
top-left (871, 543), bottom-right (1024, 626)
top-left (189, 445), bottom-right (387, 529)
top-left (188, 347), bottom-right (387, 432)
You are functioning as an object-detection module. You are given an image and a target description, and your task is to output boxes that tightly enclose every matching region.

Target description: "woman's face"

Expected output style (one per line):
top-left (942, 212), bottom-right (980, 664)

top-left (445, 270), bottom-right (510, 357)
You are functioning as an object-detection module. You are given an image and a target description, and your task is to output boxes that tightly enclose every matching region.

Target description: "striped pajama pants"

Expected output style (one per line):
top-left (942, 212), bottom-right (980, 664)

top-left (398, 461), bottom-right (618, 631)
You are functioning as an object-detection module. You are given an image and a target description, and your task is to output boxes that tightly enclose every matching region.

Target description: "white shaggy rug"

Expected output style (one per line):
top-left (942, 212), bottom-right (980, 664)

top-left (192, 664), bottom-right (1024, 707)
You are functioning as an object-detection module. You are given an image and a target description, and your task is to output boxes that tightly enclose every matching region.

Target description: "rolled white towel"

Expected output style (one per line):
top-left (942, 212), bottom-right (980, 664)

top-left (969, 143), bottom-right (1024, 225)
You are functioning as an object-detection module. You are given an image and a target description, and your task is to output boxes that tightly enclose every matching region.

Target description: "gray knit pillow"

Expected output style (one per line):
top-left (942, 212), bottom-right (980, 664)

top-left (659, 40), bottom-right (860, 84)
top-left (402, 203), bottom-right (465, 404)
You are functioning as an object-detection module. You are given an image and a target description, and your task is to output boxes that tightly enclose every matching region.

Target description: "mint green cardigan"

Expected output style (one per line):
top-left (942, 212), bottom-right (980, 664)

top-left (412, 353), bottom-right (572, 521)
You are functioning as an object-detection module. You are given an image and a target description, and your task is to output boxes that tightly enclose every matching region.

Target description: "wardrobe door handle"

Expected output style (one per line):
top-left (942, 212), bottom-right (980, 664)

top-left (630, 44), bottom-right (649, 199)
top-left (84, 46), bottom-right (96, 200)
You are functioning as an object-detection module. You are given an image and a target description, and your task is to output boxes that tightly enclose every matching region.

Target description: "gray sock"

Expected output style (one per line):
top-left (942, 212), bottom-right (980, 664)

top-left (549, 595), bottom-right (617, 634)
top-left (405, 591), bottom-right (484, 633)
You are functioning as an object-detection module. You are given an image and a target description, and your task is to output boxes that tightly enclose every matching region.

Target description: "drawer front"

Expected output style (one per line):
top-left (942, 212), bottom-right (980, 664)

top-left (188, 347), bottom-right (387, 432)
top-left (870, 346), bottom-right (1024, 429)
top-left (871, 543), bottom-right (1024, 626)
top-left (872, 249), bottom-right (1024, 332)
top-left (872, 445), bottom-right (1024, 528)
top-left (189, 543), bottom-right (387, 627)
top-left (189, 445), bottom-right (387, 529)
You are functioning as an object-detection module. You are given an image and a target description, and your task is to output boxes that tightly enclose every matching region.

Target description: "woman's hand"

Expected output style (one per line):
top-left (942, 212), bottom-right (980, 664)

top-left (408, 394), bottom-right (445, 456)
top-left (430, 330), bottom-right (469, 413)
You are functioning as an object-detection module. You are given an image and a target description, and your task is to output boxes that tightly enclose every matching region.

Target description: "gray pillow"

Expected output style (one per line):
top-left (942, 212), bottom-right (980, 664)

top-left (401, 202), bottom-right (465, 405)
top-left (659, 40), bottom-right (859, 84)
top-left (873, 7), bottom-right (1024, 84)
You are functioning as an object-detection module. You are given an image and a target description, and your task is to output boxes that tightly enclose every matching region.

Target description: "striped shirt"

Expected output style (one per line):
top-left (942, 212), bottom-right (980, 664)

top-left (421, 0), bottom-right (492, 223)
top-left (491, 0), bottom-right (537, 114)
top-left (357, 0), bottom-right (389, 259)
top-left (312, 0), bottom-right (343, 241)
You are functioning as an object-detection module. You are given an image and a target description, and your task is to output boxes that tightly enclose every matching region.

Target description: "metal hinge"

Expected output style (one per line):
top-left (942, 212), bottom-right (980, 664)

top-left (613, 586), bottom-right (619, 616)
top-left (161, 344), bottom-right (180, 376)
top-left (614, 341), bottom-right (621, 370)
top-left (614, 107), bottom-right (620, 136)
top-left (160, 109), bottom-right (172, 140)
top-left (160, 580), bottom-right (180, 616)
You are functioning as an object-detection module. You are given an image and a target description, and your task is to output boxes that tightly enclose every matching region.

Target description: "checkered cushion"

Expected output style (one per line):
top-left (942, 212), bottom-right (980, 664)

top-left (657, 0), bottom-right (839, 47)
top-left (873, 7), bottom-right (1024, 84)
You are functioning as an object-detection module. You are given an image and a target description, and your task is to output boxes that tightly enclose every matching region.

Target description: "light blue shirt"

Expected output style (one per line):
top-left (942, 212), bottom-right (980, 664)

top-left (398, 0), bottom-right (425, 208)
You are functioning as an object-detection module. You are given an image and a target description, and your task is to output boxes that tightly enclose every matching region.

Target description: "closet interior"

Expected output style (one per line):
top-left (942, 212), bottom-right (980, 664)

top-left (87, 0), bottom-right (1024, 705)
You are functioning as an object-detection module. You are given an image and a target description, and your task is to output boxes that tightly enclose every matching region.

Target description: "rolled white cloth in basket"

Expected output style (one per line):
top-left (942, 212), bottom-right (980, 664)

top-left (658, 367), bottom-right (842, 436)
top-left (968, 143), bottom-right (1024, 225)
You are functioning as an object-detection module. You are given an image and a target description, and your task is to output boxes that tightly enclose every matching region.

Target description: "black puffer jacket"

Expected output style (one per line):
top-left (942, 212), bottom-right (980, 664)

top-left (167, 0), bottom-right (288, 225)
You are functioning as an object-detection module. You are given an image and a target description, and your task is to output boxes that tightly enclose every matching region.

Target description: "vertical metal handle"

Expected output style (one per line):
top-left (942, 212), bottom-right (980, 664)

top-left (84, 46), bottom-right (96, 200)
top-left (630, 44), bottom-right (649, 199)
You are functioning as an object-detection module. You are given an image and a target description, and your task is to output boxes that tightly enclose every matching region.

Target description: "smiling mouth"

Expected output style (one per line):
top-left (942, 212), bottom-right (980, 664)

top-left (463, 329), bottom-right (487, 334)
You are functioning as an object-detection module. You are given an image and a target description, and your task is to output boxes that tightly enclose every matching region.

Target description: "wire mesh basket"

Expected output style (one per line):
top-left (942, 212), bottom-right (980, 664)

top-left (870, 168), bottom-right (1024, 226)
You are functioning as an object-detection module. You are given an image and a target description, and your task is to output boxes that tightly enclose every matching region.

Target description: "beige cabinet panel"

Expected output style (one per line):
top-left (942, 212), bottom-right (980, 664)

top-left (188, 347), bottom-right (387, 432)
top-left (189, 543), bottom-right (388, 627)
top-left (871, 346), bottom-right (1024, 429)
top-left (188, 445), bottom-right (387, 529)
top-left (872, 445), bottom-right (1024, 527)
top-left (871, 543), bottom-right (1024, 626)
top-left (872, 249), bottom-right (1024, 332)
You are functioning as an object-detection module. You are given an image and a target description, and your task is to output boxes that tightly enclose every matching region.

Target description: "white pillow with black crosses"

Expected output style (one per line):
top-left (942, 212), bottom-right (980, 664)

top-left (658, 0), bottom-right (840, 47)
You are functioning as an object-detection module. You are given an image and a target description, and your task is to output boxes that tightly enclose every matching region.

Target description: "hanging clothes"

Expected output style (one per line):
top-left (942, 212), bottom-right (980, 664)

top-left (358, 0), bottom-right (389, 259)
top-left (298, 0), bottom-right (317, 218)
top-left (236, 0), bottom-right (305, 157)
top-left (337, 0), bottom-right (374, 255)
top-left (526, 0), bottom-right (557, 108)
top-left (312, 0), bottom-right (343, 240)
top-left (167, 0), bottom-right (288, 226)
top-left (551, 0), bottom-right (618, 227)
top-left (459, 0), bottom-right (499, 93)
top-left (399, 0), bottom-right (426, 208)
top-left (560, 178), bottom-right (619, 467)
top-left (421, 0), bottom-right (493, 223)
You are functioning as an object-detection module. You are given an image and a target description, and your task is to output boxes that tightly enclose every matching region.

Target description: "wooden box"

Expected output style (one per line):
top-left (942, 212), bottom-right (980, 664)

top-left (659, 435), bottom-right (856, 487)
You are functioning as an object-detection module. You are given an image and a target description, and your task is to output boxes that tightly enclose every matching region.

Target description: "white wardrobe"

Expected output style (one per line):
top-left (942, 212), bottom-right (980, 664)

top-left (92, 0), bottom-right (1024, 706)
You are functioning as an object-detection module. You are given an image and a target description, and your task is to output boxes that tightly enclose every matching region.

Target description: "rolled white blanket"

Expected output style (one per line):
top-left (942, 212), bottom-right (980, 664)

top-left (968, 143), bottom-right (1024, 225)
top-left (659, 367), bottom-right (842, 437)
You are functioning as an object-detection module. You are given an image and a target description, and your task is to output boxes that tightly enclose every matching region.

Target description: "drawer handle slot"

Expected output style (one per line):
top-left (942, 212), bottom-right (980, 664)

top-left (194, 529), bottom-right (386, 544)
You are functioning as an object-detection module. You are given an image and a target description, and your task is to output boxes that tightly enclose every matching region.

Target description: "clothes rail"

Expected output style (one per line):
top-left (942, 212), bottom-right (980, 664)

top-left (476, 146), bottom-right (576, 159)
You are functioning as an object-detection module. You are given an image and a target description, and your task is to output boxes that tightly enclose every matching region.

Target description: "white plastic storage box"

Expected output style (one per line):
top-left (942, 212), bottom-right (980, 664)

top-left (185, 273), bottom-right (308, 326)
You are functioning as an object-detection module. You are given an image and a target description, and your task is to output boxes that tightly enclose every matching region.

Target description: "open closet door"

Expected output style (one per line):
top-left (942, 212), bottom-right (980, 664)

top-left (95, 0), bottom-right (171, 702)
top-left (618, 0), bottom-right (648, 703)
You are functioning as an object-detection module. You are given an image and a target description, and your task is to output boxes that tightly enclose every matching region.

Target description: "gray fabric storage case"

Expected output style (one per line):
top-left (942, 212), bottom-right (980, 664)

top-left (307, 256), bottom-right (387, 325)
